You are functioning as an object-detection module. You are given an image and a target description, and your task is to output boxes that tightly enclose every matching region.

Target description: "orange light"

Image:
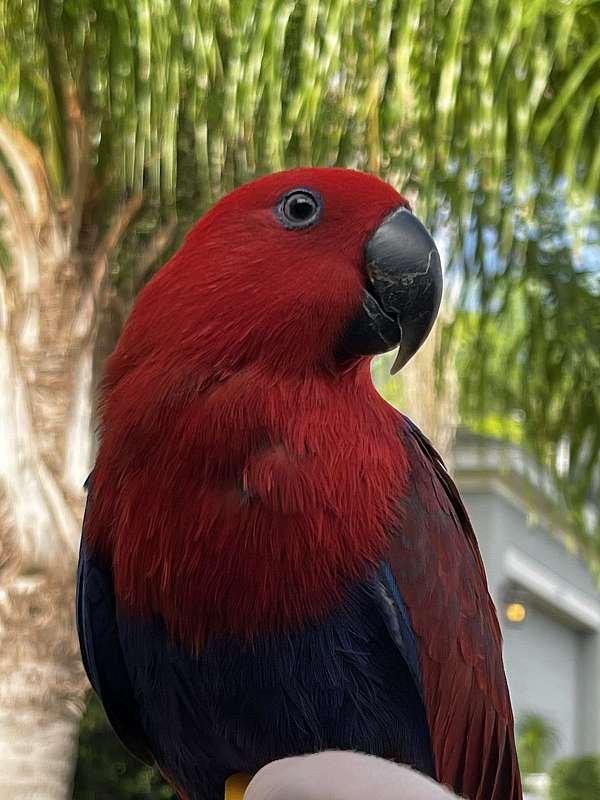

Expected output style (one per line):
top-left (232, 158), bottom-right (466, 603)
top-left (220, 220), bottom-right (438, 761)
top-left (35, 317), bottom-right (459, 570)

top-left (506, 602), bottom-right (527, 624)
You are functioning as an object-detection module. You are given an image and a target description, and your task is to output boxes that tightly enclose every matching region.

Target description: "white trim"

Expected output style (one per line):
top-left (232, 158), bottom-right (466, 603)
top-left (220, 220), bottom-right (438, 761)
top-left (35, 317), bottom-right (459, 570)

top-left (455, 472), bottom-right (574, 544)
top-left (454, 434), bottom-right (598, 535)
top-left (454, 440), bottom-right (557, 500)
top-left (504, 547), bottom-right (600, 631)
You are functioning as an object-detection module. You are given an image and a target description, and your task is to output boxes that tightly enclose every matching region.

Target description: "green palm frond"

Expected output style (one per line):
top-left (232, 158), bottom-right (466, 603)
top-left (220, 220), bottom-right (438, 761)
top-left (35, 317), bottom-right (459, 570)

top-left (0, 1), bottom-right (598, 208)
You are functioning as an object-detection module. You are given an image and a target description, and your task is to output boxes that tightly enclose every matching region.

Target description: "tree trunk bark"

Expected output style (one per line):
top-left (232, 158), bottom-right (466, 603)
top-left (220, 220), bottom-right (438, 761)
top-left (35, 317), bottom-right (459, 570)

top-left (373, 314), bottom-right (458, 468)
top-left (0, 120), bottom-right (146, 799)
top-left (0, 577), bottom-right (86, 800)
top-left (400, 314), bottom-right (459, 467)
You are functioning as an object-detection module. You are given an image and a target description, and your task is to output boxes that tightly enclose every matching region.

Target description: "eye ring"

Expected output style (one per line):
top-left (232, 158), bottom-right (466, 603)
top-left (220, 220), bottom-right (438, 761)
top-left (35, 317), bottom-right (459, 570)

top-left (276, 188), bottom-right (323, 230)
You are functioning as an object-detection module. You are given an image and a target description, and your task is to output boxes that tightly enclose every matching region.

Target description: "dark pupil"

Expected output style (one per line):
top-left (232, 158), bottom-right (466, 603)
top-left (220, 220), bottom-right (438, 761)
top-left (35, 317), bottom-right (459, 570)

top-left (288, 196), bottom-right (315, 220)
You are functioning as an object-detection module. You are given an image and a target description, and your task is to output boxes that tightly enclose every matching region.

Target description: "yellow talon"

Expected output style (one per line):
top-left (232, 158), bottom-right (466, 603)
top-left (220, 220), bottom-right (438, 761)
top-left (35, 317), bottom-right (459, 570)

top-left (224, 773), bottom-right (252, 800)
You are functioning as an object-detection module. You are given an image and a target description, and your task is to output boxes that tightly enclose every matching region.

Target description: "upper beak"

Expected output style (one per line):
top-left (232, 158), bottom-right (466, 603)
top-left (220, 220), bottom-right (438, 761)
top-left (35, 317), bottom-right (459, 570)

top-left (338, 207), bottom-right (443, 373)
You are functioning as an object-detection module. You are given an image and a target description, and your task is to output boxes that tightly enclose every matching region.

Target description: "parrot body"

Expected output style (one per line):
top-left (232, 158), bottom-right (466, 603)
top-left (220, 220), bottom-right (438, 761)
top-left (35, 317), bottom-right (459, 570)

top-left (77, 168), bottom-right (522, 800)
top-left (79, 542), bottom-right (433, 799)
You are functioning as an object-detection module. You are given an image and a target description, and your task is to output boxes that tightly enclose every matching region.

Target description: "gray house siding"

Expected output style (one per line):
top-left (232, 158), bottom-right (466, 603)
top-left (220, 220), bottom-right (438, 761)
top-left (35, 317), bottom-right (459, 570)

top-left (503, 605), bottom-right (581, 758)
top-left (453, 433), bottom-right (600, 764)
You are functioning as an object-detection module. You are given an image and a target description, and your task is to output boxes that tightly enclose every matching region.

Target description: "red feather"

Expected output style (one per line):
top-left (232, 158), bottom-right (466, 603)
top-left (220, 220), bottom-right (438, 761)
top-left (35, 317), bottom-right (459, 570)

top-left (387, 418), bottom-right (522, 800)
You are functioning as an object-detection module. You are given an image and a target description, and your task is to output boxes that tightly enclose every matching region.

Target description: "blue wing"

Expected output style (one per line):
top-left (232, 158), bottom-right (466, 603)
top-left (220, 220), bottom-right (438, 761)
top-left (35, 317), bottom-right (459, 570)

top-left (372, 560), bottom-right (425, 703)
top-left (114, 572), bottom-right (435, 792)
top-left (76, 479), bottom-right (153, 765)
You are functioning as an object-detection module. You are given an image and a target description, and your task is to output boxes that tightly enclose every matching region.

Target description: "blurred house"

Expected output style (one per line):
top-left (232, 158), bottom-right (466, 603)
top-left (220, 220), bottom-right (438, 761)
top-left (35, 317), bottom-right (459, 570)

top-left (454, 431), bottom-right (600, 762)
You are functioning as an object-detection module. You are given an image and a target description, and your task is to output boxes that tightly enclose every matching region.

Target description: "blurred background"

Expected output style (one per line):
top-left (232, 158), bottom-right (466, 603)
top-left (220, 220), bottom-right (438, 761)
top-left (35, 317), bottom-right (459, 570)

top-left (0, 1), bottom-right (599, 799)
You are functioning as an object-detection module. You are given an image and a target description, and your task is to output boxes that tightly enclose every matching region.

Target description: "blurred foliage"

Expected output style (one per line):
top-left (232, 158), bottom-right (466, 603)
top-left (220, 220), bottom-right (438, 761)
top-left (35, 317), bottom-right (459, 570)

top-left (450, 175), bottom-right (600, 547)
top-left (3, 0), bottom-right (600, 207)
top-left (549, 754), bottom-right (600, 800)
top-left (372, 352), bottom-right (406, 410)
top-left (453, 309), bottom-right (525, 445)
top-left (516, 712), bottom-right (559, 776)
top-left (73, 694), bottom-right (174, 800)
top-left (450, 206), bottom-right (600, 560)
top-left (0, 3), bottom-right (599, 531)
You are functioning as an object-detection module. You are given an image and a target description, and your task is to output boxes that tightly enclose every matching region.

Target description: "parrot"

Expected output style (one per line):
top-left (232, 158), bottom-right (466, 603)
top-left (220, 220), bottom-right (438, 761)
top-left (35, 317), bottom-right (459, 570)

top-left (76, 168), bottom-right (522, 800)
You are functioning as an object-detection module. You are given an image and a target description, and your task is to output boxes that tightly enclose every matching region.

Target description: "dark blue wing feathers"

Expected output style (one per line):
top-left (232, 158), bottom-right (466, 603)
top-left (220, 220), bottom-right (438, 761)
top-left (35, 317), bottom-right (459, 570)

top-left (114, 577), bottom-right (435, 798)
top-left (76, 482), bottom-right (153, 765)
top-left (372, 561), bottom-right (425, 701)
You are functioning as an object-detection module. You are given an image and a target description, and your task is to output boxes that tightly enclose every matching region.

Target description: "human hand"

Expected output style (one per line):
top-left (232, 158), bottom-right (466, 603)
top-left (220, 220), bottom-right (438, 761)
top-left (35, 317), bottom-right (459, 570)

top-left (244, 751), bottom-right (459, 800)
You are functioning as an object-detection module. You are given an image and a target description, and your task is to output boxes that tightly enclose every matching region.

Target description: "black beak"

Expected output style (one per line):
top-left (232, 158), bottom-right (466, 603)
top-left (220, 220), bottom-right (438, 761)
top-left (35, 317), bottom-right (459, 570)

top-left (337, 207), bottom-right (442, 373)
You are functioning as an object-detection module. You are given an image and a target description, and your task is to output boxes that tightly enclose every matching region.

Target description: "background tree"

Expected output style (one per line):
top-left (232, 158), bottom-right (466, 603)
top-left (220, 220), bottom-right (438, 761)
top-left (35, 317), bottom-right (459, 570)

top-left (0, 1), bottom-right (599, 798)
top-left (73, 696), bottom-right (174, 800)
top-left (550, 754), bottom-right (600, 800)
top-left (516, 712), bottom-right (559, 776)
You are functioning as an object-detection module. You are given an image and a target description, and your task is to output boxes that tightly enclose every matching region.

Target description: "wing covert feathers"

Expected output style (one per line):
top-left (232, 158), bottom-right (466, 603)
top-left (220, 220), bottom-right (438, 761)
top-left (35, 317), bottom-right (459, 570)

top-left (388, 418), bottom-right (522, 800)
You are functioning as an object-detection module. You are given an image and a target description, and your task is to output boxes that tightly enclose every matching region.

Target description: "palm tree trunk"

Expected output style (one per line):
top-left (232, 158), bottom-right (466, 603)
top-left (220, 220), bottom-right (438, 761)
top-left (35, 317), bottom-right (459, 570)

top-left (0, 120), bottom-right (147, 799)
top-left (373, 255), bottom-right (459, 466)
top-left (0, 577), bottom-right (85, 800)
top-left (400, 312), bottom-right (459, 467)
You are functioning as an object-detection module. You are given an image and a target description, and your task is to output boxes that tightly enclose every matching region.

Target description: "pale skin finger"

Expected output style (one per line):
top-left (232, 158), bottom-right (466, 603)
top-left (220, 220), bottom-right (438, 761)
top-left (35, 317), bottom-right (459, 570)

top-left (245, 752), bottom-right (459, 800)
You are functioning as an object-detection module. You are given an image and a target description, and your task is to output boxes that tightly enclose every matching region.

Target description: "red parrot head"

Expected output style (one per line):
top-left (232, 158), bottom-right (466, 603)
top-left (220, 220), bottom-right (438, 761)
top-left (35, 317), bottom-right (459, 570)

top-left (109, 168), bottom-right (442, 391)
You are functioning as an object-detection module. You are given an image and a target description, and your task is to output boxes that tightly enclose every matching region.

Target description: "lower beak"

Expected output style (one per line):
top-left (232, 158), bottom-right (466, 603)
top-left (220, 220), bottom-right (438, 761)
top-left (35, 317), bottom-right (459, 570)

top-left (337, 207), bottom-right (443, 373)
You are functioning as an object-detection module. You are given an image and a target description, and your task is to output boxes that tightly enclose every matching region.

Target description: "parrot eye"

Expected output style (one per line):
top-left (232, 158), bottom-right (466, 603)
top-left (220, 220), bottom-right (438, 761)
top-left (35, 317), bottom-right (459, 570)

top-left (277, 189), bottom-right (322, 230)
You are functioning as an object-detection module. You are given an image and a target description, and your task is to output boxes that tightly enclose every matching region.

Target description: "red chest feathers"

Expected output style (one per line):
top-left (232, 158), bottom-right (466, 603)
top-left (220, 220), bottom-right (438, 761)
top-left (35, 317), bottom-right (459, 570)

top-left (87, 366), bottom-right (408, 647)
